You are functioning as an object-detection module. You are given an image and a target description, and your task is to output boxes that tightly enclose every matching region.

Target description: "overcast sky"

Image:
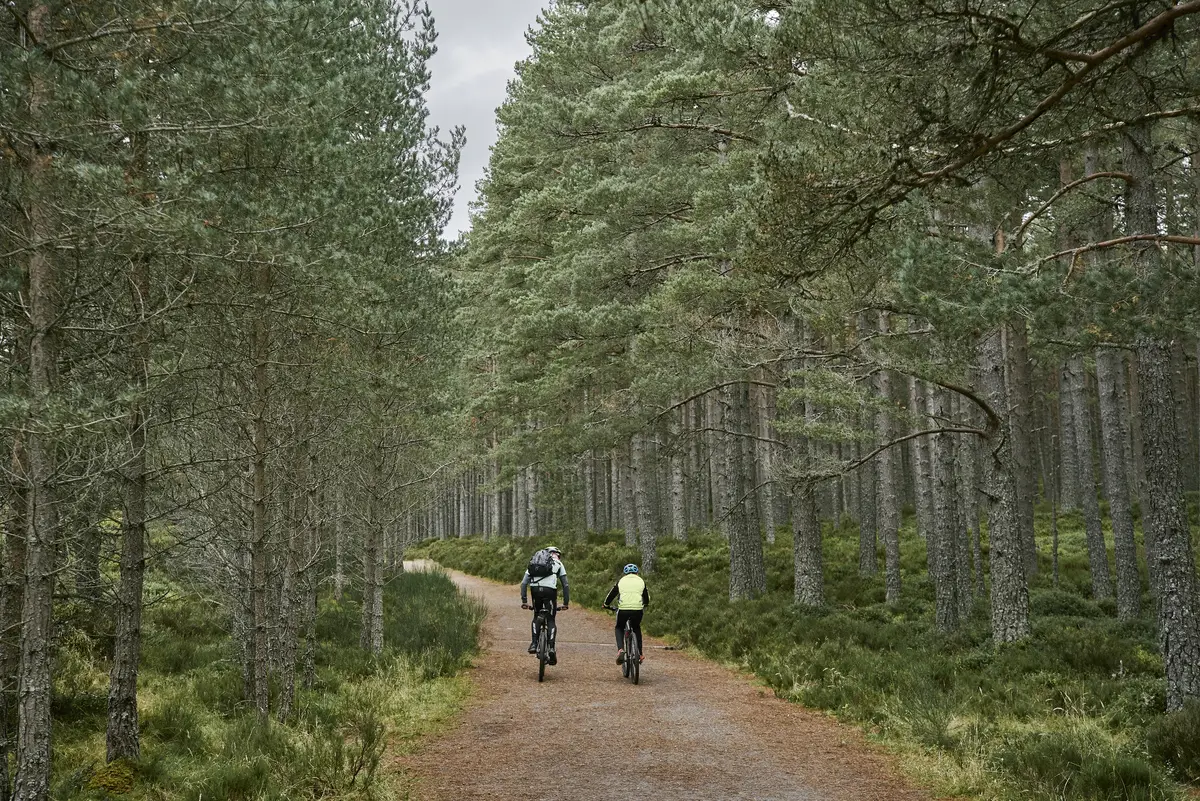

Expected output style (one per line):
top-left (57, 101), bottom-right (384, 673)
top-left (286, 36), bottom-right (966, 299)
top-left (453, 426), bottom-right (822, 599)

top-left (426, 0), bottom-right (550, 238)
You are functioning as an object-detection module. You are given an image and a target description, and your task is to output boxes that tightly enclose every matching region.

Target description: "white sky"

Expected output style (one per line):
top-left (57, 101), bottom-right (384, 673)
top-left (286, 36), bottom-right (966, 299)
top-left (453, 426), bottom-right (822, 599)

top-left (426, 0), bottom-right (550, 238)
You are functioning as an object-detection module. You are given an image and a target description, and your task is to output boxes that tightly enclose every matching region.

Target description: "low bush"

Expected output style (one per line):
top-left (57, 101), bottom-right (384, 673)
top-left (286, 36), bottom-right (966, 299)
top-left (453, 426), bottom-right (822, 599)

top-left (50, 568), bottom-right (482, 800)
top-left (1147, 700), bottom-right (1200, 782)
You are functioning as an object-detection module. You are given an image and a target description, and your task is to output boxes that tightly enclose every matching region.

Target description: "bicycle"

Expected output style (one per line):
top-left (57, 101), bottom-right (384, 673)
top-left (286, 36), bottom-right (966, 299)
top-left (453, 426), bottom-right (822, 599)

top-left (522, 599), bottom-right (563, 682)
top-left (603, 605), bottom-right (640, 685)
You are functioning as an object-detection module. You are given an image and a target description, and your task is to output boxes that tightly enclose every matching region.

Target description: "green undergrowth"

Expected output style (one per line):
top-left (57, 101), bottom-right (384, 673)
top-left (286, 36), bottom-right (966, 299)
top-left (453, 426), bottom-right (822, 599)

top-left (51, 568), bottom-right (485, 800)
top-left (411, 512), bottom-right (1197, 801)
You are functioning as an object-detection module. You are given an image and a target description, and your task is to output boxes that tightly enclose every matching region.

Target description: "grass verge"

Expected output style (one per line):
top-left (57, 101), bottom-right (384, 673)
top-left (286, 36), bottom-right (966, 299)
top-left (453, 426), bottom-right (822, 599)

top-left (51, 567), bottom-right (485, 800)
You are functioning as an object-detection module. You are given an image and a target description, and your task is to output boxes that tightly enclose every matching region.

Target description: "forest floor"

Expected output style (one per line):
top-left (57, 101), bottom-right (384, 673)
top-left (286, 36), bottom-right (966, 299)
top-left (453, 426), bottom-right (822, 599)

top-left (399, 563), bottom-right (936, 801)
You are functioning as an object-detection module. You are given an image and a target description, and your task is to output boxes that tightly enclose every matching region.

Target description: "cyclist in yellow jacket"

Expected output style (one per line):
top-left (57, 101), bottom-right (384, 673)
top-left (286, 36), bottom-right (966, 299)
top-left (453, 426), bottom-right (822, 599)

top-left (602, 564), bottom-right (649, 665)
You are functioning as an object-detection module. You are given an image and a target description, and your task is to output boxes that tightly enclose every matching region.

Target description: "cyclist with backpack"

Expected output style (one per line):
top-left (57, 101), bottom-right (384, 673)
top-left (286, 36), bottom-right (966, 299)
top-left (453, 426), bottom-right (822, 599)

top-left (520, 546), bottom-right (569, 664)
top-left (603, 564), bottom-right (649, 665)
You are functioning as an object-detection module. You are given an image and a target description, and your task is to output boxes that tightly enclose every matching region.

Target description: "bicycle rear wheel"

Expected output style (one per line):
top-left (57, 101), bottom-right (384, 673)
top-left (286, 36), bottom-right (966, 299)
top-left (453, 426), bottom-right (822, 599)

top-left (631, 637), bottom-right (640, 685)
top-left (622, 629), bottom-right (633, 680)
top-left (537, 622), bottom-right (549, 683)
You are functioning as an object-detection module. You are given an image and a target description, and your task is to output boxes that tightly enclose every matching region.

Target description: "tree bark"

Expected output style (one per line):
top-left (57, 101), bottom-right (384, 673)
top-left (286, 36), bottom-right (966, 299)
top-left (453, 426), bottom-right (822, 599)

top-left (107, 180), bottom-right (152, 759)
top-left (929, 388), bottom-right (959, 631)
top-left (584, 450), bottom-right (597, 533)
top-left (1003, 322), bottom-right (1038, 575)
top-left (1057, 364), bottom-right (1081, 510)
top-left (360, 453), bottom-right (384, 656)
top-left (793, 482), bottom-right (823, 607)
top-left (248, 262), bottom-right (272, 719)
top-left (729, 382), bottom-right (765, 600)
top-left (754, 382), bottom-right (776, 543)
top-left (632, 434), bottom-right (657, 572)
top-left (953, 395), bottom-right (977, 621)
top-left (1124, 121), bottom-right (1200, 711)
top-left (526, 466), bottom-right (540, 539)
top-left (857, 450), bottom-right (878, 576)
top-left (619, 445), bottom-right (637, 547)
top-left (2, 430), bottom-right (29, 801)
top-left (977, 328), bottom-right (1031, 644)
top-left (794, 362), bottom-right (823, 607)
top-left (908, 377), bottom-right (934, 542)
top-left (14, 6), bottom-right (59, 790)
top-left (1067, 355), bottom-right (1113, 599)
top-left (669, 407), bottom-right (687, 540)
top-left (876, 315), bottom-right (901, 603)
top-left (1096, 348), bottom-right (1141, 620)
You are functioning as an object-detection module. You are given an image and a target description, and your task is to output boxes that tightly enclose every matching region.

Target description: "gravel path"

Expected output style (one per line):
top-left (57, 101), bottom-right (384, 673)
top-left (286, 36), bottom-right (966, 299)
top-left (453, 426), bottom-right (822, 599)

top-left (400, 564), bottom-right (934, 801)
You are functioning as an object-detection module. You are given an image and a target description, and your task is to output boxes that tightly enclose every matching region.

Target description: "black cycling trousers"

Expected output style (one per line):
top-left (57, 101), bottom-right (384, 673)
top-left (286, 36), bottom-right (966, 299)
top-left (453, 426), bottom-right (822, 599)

top-left (614, 609), bottom-right (644, 653)
top-left (530, 587), bottom-right (558, 649)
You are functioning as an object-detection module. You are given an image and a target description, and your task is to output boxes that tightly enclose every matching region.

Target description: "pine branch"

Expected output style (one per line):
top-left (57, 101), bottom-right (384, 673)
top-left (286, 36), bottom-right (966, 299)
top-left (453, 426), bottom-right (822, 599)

top-left (1014, 171), bottom-right (1134, 247)
top-left (1033, 234), bottom-right (1200, 273)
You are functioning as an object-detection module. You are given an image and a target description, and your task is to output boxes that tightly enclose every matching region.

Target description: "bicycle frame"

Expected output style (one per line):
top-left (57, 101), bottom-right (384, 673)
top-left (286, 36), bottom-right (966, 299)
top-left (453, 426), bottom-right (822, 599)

top-left (606, 605), bottom-right (641, 685)
top-left (531, 597), bottom-right (556, 682)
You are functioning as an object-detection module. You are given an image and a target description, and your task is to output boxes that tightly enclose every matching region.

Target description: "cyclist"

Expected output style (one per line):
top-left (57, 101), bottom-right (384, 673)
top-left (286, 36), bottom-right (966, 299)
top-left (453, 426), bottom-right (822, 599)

top-left (520, 546), bottom-right (569, 665)
top-left (603, 563), bottom-right (649, 664)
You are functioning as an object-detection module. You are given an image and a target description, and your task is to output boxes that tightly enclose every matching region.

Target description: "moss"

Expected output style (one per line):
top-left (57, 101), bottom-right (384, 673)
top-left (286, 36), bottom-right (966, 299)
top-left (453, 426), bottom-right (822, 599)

top-left (88, 759), bottom-right (135, 794)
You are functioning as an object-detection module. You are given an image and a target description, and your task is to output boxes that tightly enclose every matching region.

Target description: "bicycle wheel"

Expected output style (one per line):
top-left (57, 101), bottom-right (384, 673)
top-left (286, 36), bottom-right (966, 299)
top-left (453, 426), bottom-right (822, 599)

top-left (622, 629), bottom-right (632, 679)
top-left (631, 636), bottom-right (640, 685)
top-left (537, 621), bottom-right (549, 683)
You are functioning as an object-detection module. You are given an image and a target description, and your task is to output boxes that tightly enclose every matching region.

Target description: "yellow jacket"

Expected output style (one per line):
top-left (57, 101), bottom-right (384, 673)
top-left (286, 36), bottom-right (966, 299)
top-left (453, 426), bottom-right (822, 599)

top-left (604, 574), bottom-right (648, 611)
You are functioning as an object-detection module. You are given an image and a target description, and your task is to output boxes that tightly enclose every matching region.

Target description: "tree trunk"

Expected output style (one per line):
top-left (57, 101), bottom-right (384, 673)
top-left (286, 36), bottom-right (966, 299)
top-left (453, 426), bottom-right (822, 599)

top-left (953, 396), bottom-right (978, 621)
top-left (1125, 121), bottom-right (1200, 711)
top-left (669, 407), bottom-right (687, 540)
top-left (632, 434), bottom-right (657, 573)
top-left (1067, 355), bottom-right (1113, 599)
top-left (793, 483), bottom-right (823, 607)
top-left (360, 455), bottom-right (384, 656)
top-left (107, 200), bottom-right (152, 760)
top-left (1004, 322), bottom-right (1038, 575)
top-left (876, 316), bottom-right (901, 603)
top-left (1057, 364), bottom-right (1081, 510)
top-left (1096, 348), bottom-right (1141, 620)
top-left (754, 382), bottom-right (776, 543)
top-left (714, 388), bottom-right (734, 541)
top-left (491, 450), bottom-right (503, 539)
top-left (14, 10), bottom-right (59, 785)
top-left (729, 383), bottom-right (766, 599)
top-left (619, 445), bottom-right (637, 547)
top-left (249, 262), bottom-right (272, 719)
top-left (929, 388), bottom-right (959, 631)
top-left (526, 466), bottom-right (540, 539)
top-left (858, 447), bottom-right (878, 577)
top-left (794, 364), bottom-right (823, 607)
top-left (977, 328), bottom-right (1031, 644)
top-left (909, 377), bottom-right (934, 541)
top-left (2, 432), bottom-right (29, 801)
top-left (584, 451), bottom-right (597, 532)
top-left (13, 10), bottom-right (59, 791)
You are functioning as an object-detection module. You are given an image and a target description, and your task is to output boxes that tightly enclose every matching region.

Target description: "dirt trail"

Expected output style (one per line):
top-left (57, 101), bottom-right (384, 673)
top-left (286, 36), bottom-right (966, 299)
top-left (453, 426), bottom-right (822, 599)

top-left (400, 563), bottom-right (934, 801)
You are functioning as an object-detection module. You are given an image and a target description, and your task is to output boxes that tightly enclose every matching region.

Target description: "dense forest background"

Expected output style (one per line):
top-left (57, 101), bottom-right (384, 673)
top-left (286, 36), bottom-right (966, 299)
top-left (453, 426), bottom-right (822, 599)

top-left (4, 0), bottom-right (1200, 799)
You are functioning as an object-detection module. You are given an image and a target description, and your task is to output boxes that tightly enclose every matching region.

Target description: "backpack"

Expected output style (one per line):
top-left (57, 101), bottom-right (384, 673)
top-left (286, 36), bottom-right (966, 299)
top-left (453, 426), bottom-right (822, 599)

top-left (527, 549), bottom-right (555, 579)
